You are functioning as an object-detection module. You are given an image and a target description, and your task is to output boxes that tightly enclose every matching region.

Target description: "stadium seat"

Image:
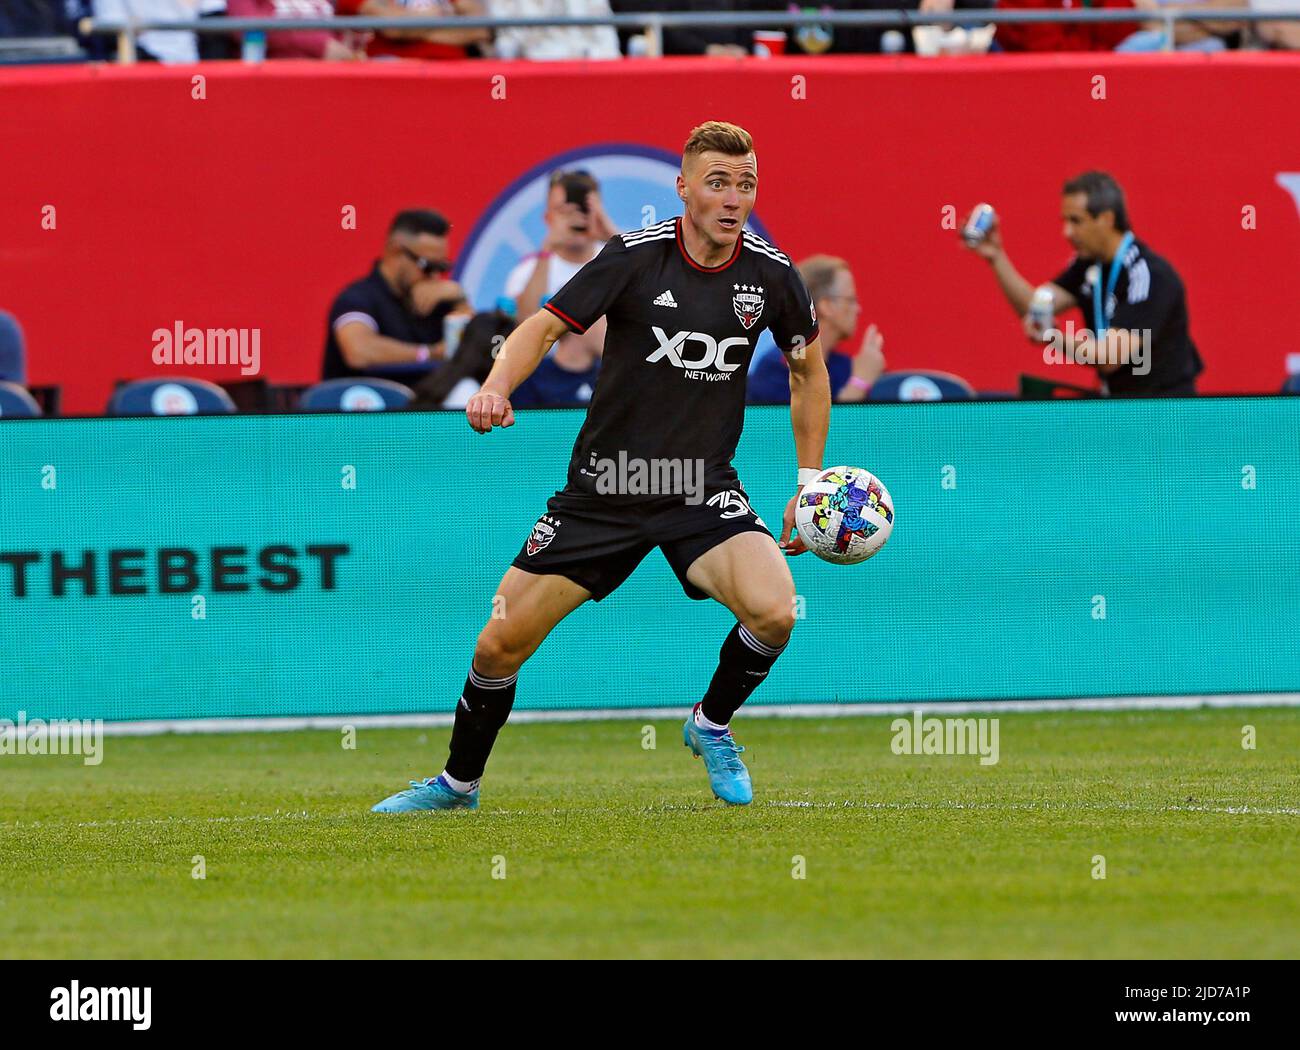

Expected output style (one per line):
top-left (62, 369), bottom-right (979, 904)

top-left (0, 380), bottom-right (43, 418)
top-left (0, 310), bottom-right (25, 383)
top-left (298, 378), bottom-right (415, 412)
top-left (869, 370), bottom-right (976, 402)
top-left (108, 378), bottom-right (238, 416)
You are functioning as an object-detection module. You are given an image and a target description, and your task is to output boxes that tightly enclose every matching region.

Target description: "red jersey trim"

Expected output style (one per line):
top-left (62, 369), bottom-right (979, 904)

top-left (675, 218), bottom-right (742, 273)
top-left (544, 301), bottom-right (586, 334)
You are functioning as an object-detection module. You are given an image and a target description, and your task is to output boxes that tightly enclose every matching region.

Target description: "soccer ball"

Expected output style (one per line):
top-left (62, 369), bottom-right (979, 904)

top-left (794, 466), bottom-right (894, 565)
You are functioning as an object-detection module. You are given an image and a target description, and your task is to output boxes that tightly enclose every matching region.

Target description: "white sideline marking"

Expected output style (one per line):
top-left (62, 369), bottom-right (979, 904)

top-left (56, 692), bottom-right (1300, 739)
top-left (5, 800), bottom-right (1297, 832)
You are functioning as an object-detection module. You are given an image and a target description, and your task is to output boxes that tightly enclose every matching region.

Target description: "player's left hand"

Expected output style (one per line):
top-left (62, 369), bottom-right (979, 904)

top-left (778, 492), bottom-right (807, 556)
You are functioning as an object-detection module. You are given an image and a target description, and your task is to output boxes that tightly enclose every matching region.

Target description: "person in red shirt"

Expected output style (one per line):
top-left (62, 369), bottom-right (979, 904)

top-left (919, 0), bottom-right (1140, 51)
top-left (334, 0), bottom-right (490, 60)
top-left (996, 0), bottom-right (1140, 51)
top-left (227, 0), bottom-right (368, 59)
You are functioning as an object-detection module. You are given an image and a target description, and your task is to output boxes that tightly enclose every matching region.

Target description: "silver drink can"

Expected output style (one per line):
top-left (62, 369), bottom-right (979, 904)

top-left (1029, 286), bottom-right (1056, 336)
top-left (962, 203), bottom-right (996, 247)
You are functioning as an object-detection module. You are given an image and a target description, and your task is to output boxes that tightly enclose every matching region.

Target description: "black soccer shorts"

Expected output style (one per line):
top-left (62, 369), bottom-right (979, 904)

top-left (510, 484), bottom-right (774, 601)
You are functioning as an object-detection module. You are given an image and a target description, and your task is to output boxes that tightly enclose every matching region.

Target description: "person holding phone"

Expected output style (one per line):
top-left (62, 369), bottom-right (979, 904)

top-left (504, 170), bottom-right (620, 319)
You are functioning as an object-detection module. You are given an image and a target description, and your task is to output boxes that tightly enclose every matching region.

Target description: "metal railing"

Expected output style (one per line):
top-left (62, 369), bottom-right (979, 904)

top-left (76, 9), bottom-right (1300, 63)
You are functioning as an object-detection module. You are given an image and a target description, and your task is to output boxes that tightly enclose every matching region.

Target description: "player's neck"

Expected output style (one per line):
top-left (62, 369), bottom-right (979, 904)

top-left (680, 212), bottom-right (733, 268)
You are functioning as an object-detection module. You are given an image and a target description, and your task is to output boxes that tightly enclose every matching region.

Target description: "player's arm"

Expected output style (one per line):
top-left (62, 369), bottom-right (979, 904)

top-left (466, 309), bottom-right (568, 433)
top-left (780, 338), bottom-right (831, 555)
top-left (335, 321), bottom-right (443, 369)
top-left (787, 337), bottom-right (831, 468)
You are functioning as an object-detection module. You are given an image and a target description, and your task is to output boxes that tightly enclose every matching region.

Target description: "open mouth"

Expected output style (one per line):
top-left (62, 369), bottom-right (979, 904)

top-left (717, 216), bottom-right (739, 231)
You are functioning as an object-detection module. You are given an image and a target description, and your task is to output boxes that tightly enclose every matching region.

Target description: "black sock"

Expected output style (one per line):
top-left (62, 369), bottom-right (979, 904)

top-left (444, 665), bottom-right (517, 784)
top-left (699, 623), bottom-right (788, 726)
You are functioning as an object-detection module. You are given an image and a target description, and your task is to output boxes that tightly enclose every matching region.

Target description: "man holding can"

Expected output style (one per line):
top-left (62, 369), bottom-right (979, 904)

top-left (962, 172), bottom-right (1202, 396)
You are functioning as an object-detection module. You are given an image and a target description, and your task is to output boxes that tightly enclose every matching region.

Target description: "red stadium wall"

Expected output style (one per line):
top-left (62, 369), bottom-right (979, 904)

top-left (2, 53), bottom-right (1298, 413)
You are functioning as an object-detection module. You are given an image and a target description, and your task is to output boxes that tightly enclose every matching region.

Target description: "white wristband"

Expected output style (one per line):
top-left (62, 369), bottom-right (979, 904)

top-left (797, 467), bottom-right (820, 490)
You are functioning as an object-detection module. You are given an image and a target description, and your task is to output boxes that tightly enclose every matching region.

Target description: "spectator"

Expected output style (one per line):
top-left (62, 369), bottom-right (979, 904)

top-left (510, 314), bottom-right (604, 406)
top-left (747, 255), bottom-right (885, 404)
top-left (1253, 0), bottom-right (1300, 47)
top-left (1115, 0), bottom-right (1245, 51)
top-left (504, 169), bottom-right (618, 318)
top-left (225, 0), bottom-right (369, 58)
top-left (409, 304), bottom-right (517, 408)
top-left (962, 171), bottom-right (1203, 396)
top-left (918, 0), bottom-right (1140, 52)
top-left (334, 0), bottom-right (489, 59)
top-left (1, 0), bottom-right (63, 36)
top-left (92, 0), bottom-right (230, 63)
top-left (488, 0), bottom-right (620, 58)
top-left (607, 0), bottom-right (750, 55)
top-left (322, 208), bottom-right (471, 381)
top-left (0, 310), bottom-right (26, 385)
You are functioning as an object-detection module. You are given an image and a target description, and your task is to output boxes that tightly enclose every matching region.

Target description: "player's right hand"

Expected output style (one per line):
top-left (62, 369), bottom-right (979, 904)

top-left (466, 390), bottom-right (515, 434)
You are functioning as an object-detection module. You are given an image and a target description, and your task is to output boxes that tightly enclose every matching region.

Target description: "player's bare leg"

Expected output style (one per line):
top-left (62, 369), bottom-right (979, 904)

top-left (679, 531), bottom-right (796, 804)
top-left (472, 566), bottom-right (593, 679)
top-left (372, 567), bottom-right (590, 812)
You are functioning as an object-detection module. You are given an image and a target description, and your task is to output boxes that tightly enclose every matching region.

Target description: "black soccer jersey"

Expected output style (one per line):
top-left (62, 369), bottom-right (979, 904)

top-left (541, 217), bottom-right (819, 502)
top-left (1052, 238), bottom-right (1203, 396)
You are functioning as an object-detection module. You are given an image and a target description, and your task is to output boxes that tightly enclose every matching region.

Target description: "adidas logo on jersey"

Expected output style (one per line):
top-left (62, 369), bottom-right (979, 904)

top-left (653, 290), bottom-right (678, 308)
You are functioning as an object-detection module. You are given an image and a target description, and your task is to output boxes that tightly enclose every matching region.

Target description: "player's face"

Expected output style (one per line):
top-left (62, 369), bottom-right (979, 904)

top-left (1060, 193), bottom-right (1111, 260)
top-left (818, 267), bottom-right (860, 344)
top-left (678, 151), bottom-right (757, 247)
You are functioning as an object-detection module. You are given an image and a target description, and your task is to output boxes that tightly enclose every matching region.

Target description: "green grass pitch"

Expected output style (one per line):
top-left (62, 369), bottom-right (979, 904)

top-left (1, 708), bottom-right (1297, 959)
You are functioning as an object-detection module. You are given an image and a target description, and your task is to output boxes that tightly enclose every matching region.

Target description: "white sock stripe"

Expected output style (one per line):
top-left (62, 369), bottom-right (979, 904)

top-left (738, 624), bottom-right (786, 657)
top-left (468, 669), bottom-right (517, 688)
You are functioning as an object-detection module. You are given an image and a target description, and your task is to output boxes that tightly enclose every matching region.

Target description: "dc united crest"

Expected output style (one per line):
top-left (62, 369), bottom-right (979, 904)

top-left (526, 515), bottom-right (560, 556)
top-left (732, 284), bottom-right (765, 330)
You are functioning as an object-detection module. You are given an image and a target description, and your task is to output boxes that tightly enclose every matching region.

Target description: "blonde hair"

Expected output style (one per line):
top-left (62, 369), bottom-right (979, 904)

top-left (797, 255), bottom-right (851, 302)
top-left (683, 121), bottom-right (755, 161)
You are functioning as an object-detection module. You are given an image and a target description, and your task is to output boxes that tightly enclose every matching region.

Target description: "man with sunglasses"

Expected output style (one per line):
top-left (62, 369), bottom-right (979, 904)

top-left (322, 209), bottom-right (469, 382)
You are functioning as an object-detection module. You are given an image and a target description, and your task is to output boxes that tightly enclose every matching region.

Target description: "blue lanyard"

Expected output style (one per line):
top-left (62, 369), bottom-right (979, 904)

top-left (1092, 232), bottom-right (1134, 337)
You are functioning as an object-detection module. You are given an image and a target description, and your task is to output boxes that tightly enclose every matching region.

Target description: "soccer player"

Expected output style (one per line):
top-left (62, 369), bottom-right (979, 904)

top-left (373, 121), bottom-right (830, 812)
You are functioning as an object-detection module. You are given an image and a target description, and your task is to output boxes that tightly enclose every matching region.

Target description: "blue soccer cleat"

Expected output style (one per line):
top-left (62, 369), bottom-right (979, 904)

top-left (371, 775), bottom-right (479, 813)
top-left (683, 705), bottom-right (754, 805)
